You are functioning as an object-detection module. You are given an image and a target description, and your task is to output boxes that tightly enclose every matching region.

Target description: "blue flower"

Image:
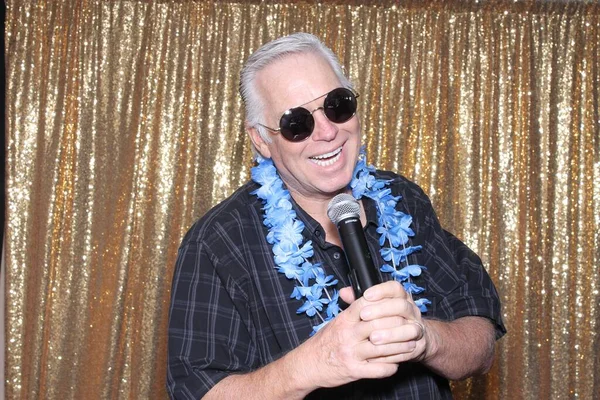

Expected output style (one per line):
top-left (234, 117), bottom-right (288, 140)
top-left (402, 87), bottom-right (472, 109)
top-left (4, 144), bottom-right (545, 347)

top-left (380, 264), bottom-right (406, 281)
top-left (375, 226), bottom-right (398, 248)
top-left (314, 268), bottom-right (338, 290)
top-left (310, 318), bottom-right (332, 336)
top-left (276, 262), bottom-right (302, 280)
top-left (290, 285), bottom-right (313, 300)
top-left (251, 158), bottom-right (278, 186)
top-left (355, 147), bottom-right (376, 172)
top-left (294, 242), bottom-right (314, 263)
top-left (403, 281), bottom-right (425, 294)
top-left (398, 264), bottom-right (425, 278)
top-left (275, 242), bottom-right (314, 267)
top-left (351, 171), bottom-right (377, 199)
top-left (380, 263), bottom-right (423, 281)
top-left (264, 209), bottom-right (295, 229)
top-left (279, 219), bottom-right (305, 243)
top-left (269, 219), bottom-right (305, 245)
top-left (326, 290), bottom-right (341, 318)
top-left (364, 182), bottom-right (388, 197)
top-left (378, 206), bottom-right (406, 226)
top-left (273, 240), bottom-right (299, 264)
top-left (254, 180), bottom-right (284, 203)
top-left (297, 288), bottom-right (330, 317)
top-left (264, 198), bottom-right (295, 227)
top-left (380, 245), bottom-right (422, 263)
top-left (383, 194), bottom-right (402, 207)
top-left (377, 220), bottom-right (414, 247)
top-left (299, 262), bottom-right (320, 286)
top-left (264, 186), bottom-right (290, 207)
top-left (414, 298), bottom-right (432, 312)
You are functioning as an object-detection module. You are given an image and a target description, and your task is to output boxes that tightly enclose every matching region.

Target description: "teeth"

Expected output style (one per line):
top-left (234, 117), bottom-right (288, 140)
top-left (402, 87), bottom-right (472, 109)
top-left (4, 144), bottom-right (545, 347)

top-left (311, 147), bottom-right (342, 160)
top-left (310, 147), bottom-right (342, 166)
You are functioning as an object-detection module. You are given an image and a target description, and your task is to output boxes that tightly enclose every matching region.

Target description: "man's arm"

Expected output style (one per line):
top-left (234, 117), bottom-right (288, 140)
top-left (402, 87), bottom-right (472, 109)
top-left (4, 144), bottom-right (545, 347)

top-left (203, 350), bottom-right (313, 400)
top-left (169, 238), bottom-right (404, 399)
top-left (420, 316), bottom-right (496, 380)
top-left (204, 281), bottom-right (497, 399)
top-left (351, 282), bottom-right (497, 381)
top-left (205, 283), bottom-right (496, 399)
top-left (204, 290), bottom-right (412, 399)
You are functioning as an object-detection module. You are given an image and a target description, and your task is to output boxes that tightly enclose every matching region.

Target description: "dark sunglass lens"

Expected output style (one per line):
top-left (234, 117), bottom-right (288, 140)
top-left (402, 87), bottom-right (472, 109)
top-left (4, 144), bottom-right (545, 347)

top-left (324, 88), bottom-right (357, 124)
top-left (280, 107), bottom-right (315, 142)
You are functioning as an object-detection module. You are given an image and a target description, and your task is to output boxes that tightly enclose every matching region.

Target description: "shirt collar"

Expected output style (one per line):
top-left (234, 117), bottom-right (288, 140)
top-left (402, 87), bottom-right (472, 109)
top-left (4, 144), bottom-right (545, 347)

top-left (289, 194), bottom-right (379, 248)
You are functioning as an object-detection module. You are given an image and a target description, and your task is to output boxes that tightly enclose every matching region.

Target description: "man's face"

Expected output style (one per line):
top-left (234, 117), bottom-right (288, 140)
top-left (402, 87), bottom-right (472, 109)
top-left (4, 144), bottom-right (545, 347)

top-left (250, 52), bottom-right (361, 202)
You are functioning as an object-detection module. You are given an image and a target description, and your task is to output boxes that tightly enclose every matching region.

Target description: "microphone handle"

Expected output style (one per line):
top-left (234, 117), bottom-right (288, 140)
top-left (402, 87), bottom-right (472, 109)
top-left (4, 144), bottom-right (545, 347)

top-left (336, 217), bottom-right (381, 298)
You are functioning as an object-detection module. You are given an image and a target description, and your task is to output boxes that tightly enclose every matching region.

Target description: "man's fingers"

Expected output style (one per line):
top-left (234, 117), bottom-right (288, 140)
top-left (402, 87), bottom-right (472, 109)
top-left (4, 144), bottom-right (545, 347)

top-left (367, 353), bottom-right (420, 364)
top-left (354, 362), bottom-right (400, 380)
top-left (359, 297), bottom-right (416, 321)
top-left (363, 280), bottom-right (408, 302)
top-left (355, 336), bottom-right (417, 360)
top-left (369, 321), bottom-right (424, 345)
top-left (339, 286), bottom-right (355, 304)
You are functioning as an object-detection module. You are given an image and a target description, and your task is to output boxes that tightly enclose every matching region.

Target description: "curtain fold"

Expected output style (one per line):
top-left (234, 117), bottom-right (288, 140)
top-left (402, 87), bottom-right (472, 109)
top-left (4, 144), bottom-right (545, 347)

top-left (5, 1), bottom-right (599, 398)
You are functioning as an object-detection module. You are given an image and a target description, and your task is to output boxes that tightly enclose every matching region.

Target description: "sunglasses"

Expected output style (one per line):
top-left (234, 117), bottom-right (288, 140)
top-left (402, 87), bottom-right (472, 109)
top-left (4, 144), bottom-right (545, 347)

top-left (257, 87), bottom-right (359, 142)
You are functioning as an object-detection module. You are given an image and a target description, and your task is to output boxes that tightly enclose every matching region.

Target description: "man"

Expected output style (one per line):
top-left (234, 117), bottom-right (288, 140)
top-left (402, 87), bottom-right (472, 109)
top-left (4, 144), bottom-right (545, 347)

top-left (167, 33), bottom-right (505, 399)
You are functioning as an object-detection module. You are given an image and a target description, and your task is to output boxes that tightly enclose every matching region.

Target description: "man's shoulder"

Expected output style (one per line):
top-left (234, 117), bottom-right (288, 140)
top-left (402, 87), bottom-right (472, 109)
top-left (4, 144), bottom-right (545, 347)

top-left (180, 181), bottom-right (262, 247)
top-left (374, 169), bottom-right (430, 203)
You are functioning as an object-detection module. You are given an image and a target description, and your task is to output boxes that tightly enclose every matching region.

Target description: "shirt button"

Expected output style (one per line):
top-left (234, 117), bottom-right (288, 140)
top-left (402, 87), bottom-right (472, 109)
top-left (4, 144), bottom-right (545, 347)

top-left (333, 252), bottom-right (341, 260)
top-left (315, 230), bottom-right (321, 237)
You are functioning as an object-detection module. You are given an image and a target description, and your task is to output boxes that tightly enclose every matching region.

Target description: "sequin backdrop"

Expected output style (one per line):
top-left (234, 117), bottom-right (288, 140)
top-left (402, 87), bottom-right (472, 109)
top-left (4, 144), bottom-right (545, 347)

top-left (4, 0), bottom-right (600, 399)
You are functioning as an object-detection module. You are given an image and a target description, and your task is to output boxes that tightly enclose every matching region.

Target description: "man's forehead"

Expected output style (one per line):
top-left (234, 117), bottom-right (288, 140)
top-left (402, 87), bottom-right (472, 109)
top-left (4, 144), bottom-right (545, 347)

top-left (255, 52), bottom-right (340, 109)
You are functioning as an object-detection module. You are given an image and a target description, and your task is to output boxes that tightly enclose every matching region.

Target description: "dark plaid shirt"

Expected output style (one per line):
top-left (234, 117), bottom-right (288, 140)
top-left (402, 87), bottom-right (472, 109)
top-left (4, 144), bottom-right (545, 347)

top-left (167, 170), bottom-right (506, 399)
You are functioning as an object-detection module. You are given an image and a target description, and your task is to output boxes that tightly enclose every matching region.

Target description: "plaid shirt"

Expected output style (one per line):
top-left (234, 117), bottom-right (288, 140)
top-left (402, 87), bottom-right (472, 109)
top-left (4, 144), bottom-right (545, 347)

top-left (167, 170), bottom-right (506, 399)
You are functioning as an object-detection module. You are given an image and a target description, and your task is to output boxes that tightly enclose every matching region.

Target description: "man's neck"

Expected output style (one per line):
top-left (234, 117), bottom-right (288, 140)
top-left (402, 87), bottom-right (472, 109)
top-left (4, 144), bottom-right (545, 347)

top-left (289, 190), bottom-right (336, 228)
top-left (288, 189), bottom-right (366, 248)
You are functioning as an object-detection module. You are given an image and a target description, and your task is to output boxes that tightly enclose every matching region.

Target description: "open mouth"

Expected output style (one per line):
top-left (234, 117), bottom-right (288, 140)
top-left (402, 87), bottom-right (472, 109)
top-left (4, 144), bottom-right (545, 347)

top-left (309, 146), bottom-right (343, 167)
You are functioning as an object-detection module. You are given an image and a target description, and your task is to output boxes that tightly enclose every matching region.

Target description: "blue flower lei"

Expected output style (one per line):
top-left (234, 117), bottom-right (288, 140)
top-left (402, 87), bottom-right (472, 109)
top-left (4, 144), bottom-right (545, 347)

top-left (251, 149), bottom-right (431, 336)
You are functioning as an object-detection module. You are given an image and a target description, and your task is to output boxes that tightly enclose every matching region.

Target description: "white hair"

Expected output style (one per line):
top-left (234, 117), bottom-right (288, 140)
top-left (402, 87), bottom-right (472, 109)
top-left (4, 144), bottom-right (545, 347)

top-left (240, 33), bottom-right (353, 147)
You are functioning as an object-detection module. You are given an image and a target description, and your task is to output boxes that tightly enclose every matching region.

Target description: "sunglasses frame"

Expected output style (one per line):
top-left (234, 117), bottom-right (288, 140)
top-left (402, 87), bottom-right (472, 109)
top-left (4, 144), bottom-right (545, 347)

top-left (256, 87), bottom-right (360, 142)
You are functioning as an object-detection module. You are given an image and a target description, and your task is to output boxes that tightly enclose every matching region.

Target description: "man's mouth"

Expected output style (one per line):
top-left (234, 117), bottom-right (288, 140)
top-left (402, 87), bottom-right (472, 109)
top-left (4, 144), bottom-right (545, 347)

top-left (309, 146), bottom-right (343, 166)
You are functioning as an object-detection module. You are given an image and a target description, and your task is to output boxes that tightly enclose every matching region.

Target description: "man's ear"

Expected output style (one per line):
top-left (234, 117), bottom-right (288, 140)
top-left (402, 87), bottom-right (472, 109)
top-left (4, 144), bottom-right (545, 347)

top-left (246, 123), bottom-right (271, 159)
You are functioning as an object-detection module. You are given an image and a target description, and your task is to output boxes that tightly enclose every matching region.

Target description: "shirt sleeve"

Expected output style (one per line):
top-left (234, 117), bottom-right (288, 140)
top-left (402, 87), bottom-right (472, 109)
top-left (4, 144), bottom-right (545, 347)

top-left (167, 241), bottom-right (258, 399)
top-left (437, 229), bottom-right (506, 339)
top-left (404, 184), bottom-right (506, 340)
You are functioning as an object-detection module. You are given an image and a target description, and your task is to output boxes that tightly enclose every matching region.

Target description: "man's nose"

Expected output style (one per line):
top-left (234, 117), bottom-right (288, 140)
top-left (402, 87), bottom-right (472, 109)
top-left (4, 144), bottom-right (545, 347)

top-left (310, 108), bottom-right (338, 141)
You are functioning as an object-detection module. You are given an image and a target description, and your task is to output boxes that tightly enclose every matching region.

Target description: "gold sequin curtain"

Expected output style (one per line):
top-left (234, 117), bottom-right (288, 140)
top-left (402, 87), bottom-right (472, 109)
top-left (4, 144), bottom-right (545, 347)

top-left (4, 1), bottom-right (599, 399)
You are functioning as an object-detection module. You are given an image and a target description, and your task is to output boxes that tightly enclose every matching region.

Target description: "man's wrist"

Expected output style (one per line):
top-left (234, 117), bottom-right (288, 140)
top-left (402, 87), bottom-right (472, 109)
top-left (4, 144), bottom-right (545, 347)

top-left (278, 342), bottom-right (320, 398)
top-left (419, 318), bottom-right (441, 364)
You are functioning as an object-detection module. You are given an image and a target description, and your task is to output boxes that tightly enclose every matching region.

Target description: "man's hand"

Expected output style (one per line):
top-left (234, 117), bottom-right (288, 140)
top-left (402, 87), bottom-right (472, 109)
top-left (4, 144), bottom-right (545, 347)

top-left (288, 280), bottom-right (425, 390)
top-left (339, 281), bottom-right (428, 364)
top-left (291, 285), bottom-right (401, 389)
top-left (207, 281), bottom-right (496, 399)
top-left (206, 281), bottom-right (419, 399)
top-left (335, 280), bottom-right (497, 381)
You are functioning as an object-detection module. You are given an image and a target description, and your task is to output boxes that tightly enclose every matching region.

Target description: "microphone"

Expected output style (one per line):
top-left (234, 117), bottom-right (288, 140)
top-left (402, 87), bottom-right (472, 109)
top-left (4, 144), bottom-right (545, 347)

top-left (327, 193), bottom-right (381, 298)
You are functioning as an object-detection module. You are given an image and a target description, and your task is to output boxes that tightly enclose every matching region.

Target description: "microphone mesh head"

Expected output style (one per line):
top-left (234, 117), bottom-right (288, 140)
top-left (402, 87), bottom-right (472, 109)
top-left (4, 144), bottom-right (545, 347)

top-left (327, 193), bottom-right (360, 224)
